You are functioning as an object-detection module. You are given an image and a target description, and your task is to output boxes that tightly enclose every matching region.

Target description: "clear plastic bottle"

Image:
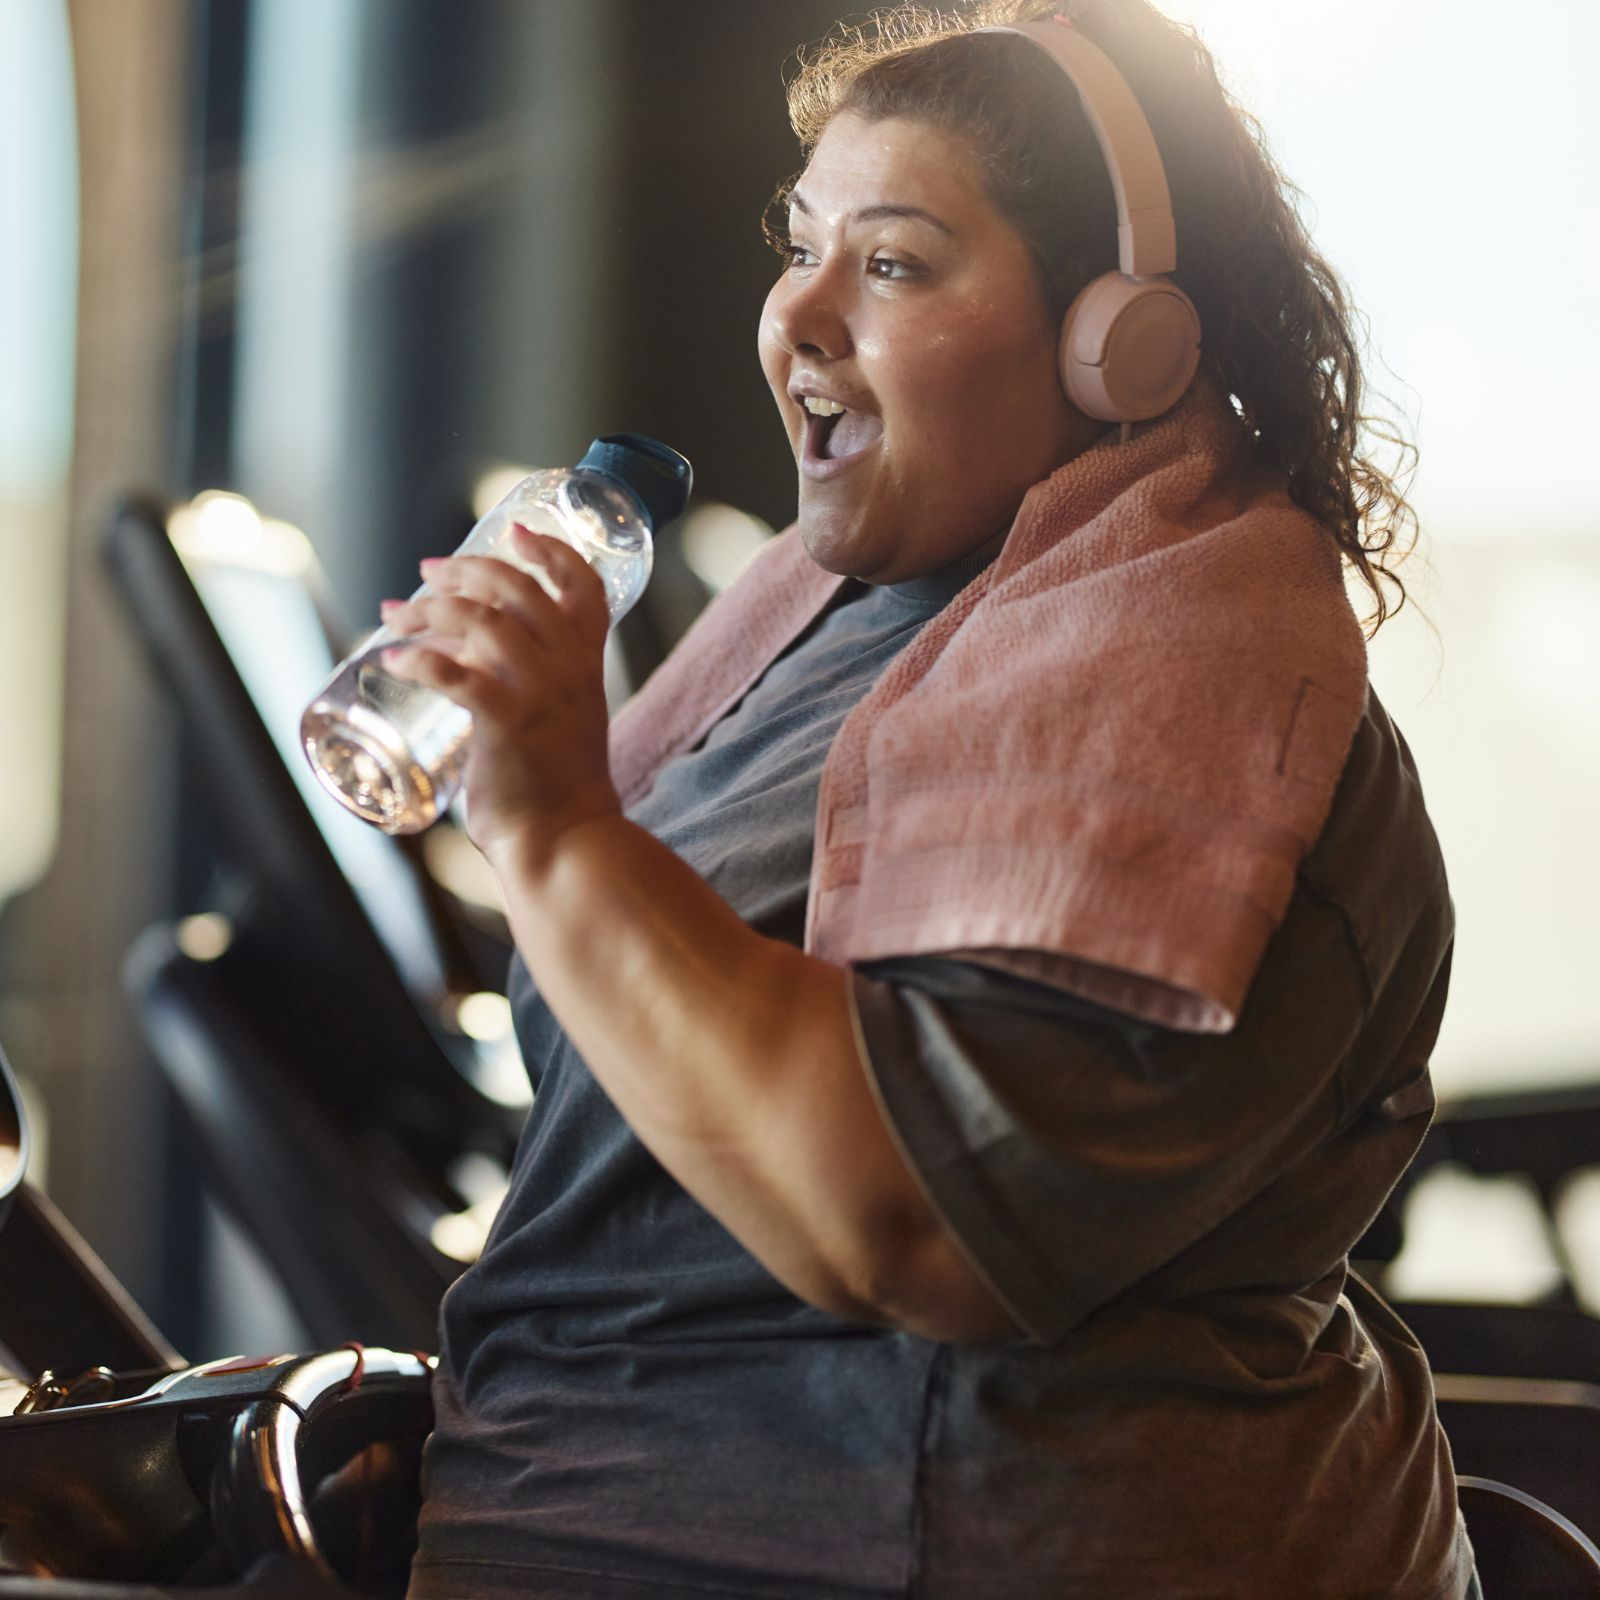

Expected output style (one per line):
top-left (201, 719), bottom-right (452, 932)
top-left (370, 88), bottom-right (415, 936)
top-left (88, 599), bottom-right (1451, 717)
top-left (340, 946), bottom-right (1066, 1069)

top-left (301, 434), bottom-right (691, 834)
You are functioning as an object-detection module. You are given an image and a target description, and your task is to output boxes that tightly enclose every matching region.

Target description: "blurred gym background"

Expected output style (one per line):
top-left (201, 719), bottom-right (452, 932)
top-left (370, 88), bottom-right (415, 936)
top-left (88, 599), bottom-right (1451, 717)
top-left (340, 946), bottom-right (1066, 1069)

top-left (1, 0), bottom-right (1596, 1360)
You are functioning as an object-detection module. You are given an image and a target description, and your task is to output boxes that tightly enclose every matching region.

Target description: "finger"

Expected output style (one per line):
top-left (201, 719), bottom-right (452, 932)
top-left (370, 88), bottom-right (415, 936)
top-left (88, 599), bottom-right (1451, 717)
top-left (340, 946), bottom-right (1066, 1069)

top-left (379, 596), bottom-right (427, 634)
top-left (417, 536), bottom-right (609, 649)
top-left (420, 554), bottom-right (572, 645)
top-left (379, 643), bottom-right (518, 720)
top-left (382, 595), bottom-right (544, 680)
top-left (510, 528), bottom-right (611, 640)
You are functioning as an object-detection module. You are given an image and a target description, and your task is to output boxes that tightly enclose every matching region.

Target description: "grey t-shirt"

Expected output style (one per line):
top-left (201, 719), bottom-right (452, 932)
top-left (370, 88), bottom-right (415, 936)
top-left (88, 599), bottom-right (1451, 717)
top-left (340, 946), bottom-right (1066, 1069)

top-left (410, 549), bottom-right (1469, 1600)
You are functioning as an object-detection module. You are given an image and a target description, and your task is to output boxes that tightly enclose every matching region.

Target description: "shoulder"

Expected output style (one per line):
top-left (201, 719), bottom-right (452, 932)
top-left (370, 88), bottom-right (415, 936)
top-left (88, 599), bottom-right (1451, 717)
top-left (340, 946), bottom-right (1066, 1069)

top-left (1299, 686), bottom-right (1453, 1012)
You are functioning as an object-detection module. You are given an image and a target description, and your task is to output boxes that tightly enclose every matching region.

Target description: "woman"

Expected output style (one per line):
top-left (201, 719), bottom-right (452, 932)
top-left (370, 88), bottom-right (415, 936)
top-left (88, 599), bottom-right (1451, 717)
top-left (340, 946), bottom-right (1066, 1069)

top-left (393, 2), bottom-right (1470, 1596)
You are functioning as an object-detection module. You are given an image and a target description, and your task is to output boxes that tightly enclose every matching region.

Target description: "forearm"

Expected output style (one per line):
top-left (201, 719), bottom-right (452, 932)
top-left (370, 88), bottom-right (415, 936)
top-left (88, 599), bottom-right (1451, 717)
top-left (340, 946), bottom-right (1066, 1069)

top-left (488, 814), bottom-right (1017, 1340)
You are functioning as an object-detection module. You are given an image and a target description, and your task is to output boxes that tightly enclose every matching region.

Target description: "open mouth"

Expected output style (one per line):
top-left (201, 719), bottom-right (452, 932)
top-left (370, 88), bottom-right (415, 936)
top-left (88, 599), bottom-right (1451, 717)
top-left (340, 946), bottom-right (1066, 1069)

top-left (800, 397), bottom-right (883, 469)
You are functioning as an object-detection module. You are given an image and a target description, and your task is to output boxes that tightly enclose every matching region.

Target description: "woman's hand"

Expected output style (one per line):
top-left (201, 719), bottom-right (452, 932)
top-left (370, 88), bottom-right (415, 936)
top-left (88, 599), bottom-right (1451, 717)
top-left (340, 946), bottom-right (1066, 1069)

top-left (378, 526), bottom-right (619, 871)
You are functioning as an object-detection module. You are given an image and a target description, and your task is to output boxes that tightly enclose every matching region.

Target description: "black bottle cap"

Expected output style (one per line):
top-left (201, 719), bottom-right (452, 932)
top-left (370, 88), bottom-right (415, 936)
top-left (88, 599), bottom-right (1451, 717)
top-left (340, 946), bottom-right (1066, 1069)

top-left (576, 434), bottom-right (693, 533)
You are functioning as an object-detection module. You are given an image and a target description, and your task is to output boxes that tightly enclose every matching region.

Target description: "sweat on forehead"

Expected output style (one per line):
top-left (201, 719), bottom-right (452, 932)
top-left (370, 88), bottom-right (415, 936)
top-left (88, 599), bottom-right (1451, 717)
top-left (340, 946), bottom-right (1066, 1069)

top-left (786, 190), bottom-right (957, 238)
top-left (783, 112), bottom-right (992, 242)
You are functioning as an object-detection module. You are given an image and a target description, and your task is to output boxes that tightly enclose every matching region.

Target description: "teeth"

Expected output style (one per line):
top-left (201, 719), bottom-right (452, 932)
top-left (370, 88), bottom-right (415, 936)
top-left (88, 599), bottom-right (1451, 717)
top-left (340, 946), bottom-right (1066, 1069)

top-left (802, 396), bottom-right (846, 416)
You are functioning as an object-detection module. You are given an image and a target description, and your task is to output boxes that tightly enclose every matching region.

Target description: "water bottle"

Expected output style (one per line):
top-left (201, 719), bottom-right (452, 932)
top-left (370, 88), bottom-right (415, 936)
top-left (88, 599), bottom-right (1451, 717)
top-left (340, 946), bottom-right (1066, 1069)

top-left (301, 433), bottom-right (692, 835)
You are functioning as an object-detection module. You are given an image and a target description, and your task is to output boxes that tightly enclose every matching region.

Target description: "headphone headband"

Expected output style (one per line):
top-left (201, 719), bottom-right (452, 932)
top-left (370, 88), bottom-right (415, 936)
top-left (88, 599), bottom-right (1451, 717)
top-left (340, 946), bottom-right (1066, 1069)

top-left (978, 20), bottom-right (1177, 277)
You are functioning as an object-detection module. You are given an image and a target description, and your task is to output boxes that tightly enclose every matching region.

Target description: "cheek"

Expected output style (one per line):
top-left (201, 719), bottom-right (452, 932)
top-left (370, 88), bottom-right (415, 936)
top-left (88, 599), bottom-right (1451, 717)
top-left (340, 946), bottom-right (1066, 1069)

top-left (923, 311), bottom-right (1059, 426)
top-left (757, 285), bottom-right (789, 396)
top-left (881, 315), bottom-right (1011, 443)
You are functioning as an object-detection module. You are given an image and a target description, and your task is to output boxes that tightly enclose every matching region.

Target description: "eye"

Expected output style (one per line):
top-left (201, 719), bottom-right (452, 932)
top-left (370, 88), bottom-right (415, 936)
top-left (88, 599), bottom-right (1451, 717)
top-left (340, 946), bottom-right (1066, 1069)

top-left (768, 235), bottom-right (817, 272)
top-left (866, 254), bottom-right (918, 282)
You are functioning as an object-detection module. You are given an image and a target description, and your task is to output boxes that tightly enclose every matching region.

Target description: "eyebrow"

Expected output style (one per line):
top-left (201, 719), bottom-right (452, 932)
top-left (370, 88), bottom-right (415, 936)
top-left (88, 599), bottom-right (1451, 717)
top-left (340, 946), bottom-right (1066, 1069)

top-left (787, 191), bottom-right (954, 236)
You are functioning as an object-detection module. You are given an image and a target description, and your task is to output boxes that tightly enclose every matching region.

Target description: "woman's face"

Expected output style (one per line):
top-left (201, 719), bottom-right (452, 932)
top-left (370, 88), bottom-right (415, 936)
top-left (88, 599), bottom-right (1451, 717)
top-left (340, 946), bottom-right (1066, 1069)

top-left (759, 112), bottom-right (1102, 584)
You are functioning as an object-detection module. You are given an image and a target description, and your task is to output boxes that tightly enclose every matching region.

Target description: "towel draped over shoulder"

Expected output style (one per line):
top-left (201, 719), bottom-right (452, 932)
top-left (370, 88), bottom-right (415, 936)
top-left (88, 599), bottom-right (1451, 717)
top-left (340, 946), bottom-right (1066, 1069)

top-left (609, 375), bottom-right (1368, 1033)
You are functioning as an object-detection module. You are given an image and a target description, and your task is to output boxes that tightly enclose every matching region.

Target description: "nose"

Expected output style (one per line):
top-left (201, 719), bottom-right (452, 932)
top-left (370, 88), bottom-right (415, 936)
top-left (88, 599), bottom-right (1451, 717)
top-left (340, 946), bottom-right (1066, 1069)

top-left (764, 260), bottom-right (852, 363)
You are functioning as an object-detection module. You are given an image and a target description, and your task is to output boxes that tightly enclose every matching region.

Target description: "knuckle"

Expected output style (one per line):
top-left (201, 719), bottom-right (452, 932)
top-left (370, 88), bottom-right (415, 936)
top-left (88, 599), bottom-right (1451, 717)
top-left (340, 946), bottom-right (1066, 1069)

top-left (517, 568), bottom-right (559, 606)
top-left (442, 561), bottom-right (487, 600)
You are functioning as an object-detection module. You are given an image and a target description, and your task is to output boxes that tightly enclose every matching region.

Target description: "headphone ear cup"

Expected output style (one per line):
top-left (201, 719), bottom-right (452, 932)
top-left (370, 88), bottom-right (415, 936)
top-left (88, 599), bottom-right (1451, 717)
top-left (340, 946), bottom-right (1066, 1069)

top-left (1059, 272), bottom-right (1203, 424)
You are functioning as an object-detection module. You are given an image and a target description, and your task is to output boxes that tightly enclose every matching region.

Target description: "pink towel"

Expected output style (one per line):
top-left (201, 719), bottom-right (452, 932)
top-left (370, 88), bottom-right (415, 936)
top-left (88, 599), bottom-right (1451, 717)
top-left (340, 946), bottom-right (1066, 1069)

top-left (610, 375), bottom-right (1367, 1033)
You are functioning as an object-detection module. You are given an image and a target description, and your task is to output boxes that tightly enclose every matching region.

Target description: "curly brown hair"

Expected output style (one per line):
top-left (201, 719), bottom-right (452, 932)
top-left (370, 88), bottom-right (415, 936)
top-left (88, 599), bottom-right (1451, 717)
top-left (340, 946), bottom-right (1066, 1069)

top-left (775, 0), bottom-right (1419, 633)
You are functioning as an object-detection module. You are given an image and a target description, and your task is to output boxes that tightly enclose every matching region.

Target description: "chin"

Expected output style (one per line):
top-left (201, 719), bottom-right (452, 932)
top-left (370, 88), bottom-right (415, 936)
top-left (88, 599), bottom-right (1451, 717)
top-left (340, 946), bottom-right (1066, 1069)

top-left (796, 512), bottom-right (871, 579)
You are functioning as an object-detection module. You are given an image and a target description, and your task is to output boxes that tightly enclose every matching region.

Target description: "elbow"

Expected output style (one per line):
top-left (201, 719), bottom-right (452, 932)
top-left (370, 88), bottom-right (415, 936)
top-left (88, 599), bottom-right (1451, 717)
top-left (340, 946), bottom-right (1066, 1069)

top-left (808, 1215), bottom-right (1025, 1346)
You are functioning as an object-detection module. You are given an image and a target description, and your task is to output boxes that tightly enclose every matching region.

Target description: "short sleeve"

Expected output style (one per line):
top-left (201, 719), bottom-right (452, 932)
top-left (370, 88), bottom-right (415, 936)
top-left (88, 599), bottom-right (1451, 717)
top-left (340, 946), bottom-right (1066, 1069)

top-left (848, 865), bottom-right (1380, 1344)
top-left (848, 690), bottom-right (1456, 1347)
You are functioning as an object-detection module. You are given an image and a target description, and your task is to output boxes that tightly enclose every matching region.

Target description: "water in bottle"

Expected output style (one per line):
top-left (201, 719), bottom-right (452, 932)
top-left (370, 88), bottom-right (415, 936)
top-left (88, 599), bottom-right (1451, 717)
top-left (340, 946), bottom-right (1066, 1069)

top-left (301, 434), bottom-right (692, 834)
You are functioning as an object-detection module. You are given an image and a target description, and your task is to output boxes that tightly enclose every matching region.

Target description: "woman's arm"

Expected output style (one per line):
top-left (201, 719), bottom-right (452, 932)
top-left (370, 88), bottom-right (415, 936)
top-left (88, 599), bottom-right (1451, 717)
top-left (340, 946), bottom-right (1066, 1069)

top-left (380, 532), bottom-right (1018, 1343)
top-left (493, 812), bottom-right (1017, 1340)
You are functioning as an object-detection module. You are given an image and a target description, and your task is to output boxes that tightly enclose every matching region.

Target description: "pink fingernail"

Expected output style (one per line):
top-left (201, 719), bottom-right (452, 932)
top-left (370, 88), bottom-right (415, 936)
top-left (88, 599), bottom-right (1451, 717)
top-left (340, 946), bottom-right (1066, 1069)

top-left (419, 557), bottom-right (442, 572)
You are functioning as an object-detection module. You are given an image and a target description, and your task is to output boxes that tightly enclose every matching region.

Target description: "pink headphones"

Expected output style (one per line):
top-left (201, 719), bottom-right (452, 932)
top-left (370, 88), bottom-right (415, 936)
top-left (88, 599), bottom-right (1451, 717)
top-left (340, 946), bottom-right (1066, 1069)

top-left (981, 17), bottom-right (1203, 424)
